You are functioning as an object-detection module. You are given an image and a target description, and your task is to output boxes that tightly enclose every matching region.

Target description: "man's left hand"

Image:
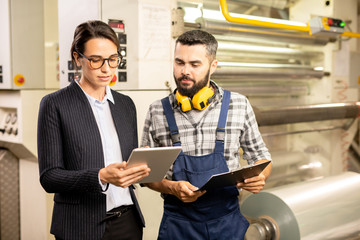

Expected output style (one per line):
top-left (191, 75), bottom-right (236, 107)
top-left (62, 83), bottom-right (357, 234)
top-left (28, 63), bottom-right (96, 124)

top-left (236, 173), bottom-right (266, 194)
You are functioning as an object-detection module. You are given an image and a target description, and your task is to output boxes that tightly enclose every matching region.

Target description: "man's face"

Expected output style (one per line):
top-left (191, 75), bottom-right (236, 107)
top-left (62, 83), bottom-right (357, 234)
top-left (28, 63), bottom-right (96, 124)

top-left (173, 43), bottom-right (217, 97)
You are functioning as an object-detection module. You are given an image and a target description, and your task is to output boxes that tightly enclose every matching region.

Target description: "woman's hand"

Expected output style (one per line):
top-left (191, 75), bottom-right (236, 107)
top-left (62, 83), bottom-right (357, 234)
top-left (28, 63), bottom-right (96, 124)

top-left (99, 162), bottom-right (151, 188)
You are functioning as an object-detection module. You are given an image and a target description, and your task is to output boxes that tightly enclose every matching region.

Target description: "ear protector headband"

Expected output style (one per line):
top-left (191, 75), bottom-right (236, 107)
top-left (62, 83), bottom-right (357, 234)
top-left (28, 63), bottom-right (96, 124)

top-left (176, 86), bottom-right (214, 112)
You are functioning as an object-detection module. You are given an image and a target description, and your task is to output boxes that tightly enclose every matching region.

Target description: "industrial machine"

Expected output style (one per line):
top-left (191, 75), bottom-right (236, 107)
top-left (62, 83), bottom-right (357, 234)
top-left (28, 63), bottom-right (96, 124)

top-left (0, 0), bottom-right (58, 239)
top-left (242, 172), bottom-right (360, 240)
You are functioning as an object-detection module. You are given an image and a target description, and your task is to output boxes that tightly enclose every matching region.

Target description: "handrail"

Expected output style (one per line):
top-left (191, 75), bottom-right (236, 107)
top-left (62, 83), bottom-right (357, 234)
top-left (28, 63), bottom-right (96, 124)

top-left (219, 0), bottom-right (360, 38)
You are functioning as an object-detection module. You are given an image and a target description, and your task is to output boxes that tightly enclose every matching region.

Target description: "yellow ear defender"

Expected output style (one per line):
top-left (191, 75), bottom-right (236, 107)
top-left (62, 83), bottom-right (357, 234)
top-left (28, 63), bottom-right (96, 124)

top-left (176, 86), bottom-right (214, 112)
top-left (176, 91), bottom-right (193, 112)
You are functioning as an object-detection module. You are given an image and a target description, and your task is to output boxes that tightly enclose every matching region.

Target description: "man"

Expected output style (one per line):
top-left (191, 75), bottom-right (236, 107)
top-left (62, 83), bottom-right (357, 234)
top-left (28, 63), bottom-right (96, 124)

top-left (141, 30), bottom-right (272, 239)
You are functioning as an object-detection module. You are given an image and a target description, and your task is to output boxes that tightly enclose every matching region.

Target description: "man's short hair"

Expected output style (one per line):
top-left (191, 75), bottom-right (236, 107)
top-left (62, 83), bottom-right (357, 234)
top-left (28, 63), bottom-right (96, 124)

top-left (176, 30), bottom-right (218, 61)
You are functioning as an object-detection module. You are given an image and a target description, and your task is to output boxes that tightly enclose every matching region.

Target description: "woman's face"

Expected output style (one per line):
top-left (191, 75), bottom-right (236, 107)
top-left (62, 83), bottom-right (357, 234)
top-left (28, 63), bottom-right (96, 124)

top-left (75, 38), bottom-right (118, 90)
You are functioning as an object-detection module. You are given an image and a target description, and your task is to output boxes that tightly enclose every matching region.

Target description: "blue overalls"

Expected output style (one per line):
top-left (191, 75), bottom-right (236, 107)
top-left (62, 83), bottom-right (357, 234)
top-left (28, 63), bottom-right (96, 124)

top-left (159, 90), bottom-right (249, 240)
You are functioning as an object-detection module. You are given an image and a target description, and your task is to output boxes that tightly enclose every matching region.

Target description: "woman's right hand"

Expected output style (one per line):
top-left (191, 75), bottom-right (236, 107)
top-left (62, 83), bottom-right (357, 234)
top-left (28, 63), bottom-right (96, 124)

top-left (99, 162), bottom-right (151, 188)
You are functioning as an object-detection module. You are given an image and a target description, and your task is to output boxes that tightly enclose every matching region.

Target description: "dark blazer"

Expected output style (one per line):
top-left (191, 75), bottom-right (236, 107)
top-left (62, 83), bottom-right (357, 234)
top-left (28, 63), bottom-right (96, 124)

top-left (37, 81), bottom-right (144, 240)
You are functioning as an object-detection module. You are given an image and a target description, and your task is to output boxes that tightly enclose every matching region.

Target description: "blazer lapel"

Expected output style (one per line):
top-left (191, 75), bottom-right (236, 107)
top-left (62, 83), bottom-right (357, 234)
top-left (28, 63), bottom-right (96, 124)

top-left (108, 97), bottom-right (134, 162)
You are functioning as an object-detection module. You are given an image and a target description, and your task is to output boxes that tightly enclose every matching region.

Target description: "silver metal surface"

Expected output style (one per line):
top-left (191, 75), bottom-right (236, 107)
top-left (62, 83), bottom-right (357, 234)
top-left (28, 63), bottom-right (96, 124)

top-left (254, 102), bottom-right (360, 126)
top-left (233, 0), bottom-right (288, 9)
top-left (245, 222), bottom-right (267, 240)
top-left (241, 172), bottom-right (360, 240)
top-left (260, 124), bottom-right (345, 137)
top-left (195, 18), bottom-right (331, 46)
top-left (219, 84), bottom-right (308, 97)
top-left (213, 67), bottom-right (325, 80)
top-left (217, 40), bottom-right (324, 62)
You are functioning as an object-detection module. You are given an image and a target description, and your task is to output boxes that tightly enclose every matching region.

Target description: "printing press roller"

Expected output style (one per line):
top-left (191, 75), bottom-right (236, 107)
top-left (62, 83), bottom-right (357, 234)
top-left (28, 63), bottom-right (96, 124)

top-left (241, 172), bottom-right (360, 240)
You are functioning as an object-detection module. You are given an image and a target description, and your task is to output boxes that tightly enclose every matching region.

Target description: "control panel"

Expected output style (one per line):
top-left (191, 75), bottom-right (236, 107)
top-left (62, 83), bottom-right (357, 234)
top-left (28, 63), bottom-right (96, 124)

top-left (67, 60), bottom-right (81, 83)
top-left (309, 16), bottom-right (345, 37)
top-left (109, 19), bottom-right (127, 83)
top-left (0, 65), bottom-right (2, 83)
top-left (0, 0), bottom-right (55, 89)
top-left (0, 108), bottom-right (18, 143)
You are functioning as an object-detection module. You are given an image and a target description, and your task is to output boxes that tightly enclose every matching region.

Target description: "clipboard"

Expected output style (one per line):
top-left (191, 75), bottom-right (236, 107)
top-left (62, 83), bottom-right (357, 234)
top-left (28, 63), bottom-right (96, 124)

top-left (197, 161), bottom-right (271, 191)
top-left (126, 147), bottom-right (182, 183)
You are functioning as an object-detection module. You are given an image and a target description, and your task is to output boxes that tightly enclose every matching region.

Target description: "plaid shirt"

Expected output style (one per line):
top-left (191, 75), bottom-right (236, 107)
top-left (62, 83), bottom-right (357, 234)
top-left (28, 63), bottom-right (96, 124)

top-left (141, 81), bottom-right (271, 180)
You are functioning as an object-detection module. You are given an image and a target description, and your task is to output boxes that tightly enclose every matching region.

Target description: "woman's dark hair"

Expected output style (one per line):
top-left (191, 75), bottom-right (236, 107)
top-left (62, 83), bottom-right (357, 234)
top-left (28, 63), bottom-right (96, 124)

top-left (70, 20), bottom-right (120, 69)
top-left (176, 30), bottom-right (218, 61)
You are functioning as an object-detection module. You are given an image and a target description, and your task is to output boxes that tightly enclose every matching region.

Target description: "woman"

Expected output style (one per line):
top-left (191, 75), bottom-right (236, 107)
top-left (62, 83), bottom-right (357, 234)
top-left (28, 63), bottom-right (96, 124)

top-left (37, 20), bottom-right (150, 240)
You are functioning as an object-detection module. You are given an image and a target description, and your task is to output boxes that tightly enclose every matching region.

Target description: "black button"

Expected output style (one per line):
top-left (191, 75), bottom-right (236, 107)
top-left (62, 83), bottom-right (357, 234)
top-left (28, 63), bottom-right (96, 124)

top-left (68, 61), bottom-right (75, 70)
top-left (68, 73), bottom-right (74, 82)
top-left (120, 47), bottom-right (126, 57)
top-left (75, 72), bottom-right (81, 80)
top-left (118, 33), bottom-right (127, 44)
top-left (118, 59), bottom-right (127, 69)
top-left (118, 72), bottom-right (127, 82)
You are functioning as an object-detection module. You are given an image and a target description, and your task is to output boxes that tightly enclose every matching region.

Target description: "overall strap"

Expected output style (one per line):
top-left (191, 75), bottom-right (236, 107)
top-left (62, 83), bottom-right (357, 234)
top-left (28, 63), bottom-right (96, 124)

top-left (161, 97), bottom-right (181, 147)
top-left (214, 90), bottom-right (231, 153)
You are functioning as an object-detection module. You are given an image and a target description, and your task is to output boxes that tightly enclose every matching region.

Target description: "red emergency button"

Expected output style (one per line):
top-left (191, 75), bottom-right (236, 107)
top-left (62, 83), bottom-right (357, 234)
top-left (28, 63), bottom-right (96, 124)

top-left (327, 18), bottom-right (333, 26)
top-left (14, 74), bottom-right (25, 86)
top-left (109, 74), bottom-right (117, 86)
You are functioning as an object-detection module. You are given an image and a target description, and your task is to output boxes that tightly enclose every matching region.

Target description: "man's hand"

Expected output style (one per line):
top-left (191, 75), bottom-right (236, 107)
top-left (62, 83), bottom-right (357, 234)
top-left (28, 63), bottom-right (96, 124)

top-left (99, 162), bottom-right (151, 188)
top-left (145, 179), bottom-right (206, 203)
top-left (236, 173), bottom-right (266, 194)
top-left (237, 160), bottom-right (272, 194)
top-left (169, 181), bottom-right (206, 202)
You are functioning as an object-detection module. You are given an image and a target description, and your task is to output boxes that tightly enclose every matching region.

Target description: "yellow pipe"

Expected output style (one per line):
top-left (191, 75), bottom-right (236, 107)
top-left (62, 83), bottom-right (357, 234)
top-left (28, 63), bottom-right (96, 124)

top-left (219, 0), bottom-right (310, 32)
top-left (341, 31), bottom-right (360, 38)
top-left (219, 0), bottom-right (360, 38)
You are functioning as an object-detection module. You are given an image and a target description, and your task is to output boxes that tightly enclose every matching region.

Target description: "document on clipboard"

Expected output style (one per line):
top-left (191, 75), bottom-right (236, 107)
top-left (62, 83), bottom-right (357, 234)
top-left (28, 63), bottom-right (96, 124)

top-left (126, 147), bottom-right (182, 183)
top-left (197, 161), bottom-right (271, 191)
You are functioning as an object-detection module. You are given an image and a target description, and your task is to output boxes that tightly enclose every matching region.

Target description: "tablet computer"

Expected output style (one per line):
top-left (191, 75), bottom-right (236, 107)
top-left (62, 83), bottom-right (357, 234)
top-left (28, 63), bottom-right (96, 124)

top-left (198, 160), bottom-right (271, 191)
top-left (126, 146), bottom-right (182, 183)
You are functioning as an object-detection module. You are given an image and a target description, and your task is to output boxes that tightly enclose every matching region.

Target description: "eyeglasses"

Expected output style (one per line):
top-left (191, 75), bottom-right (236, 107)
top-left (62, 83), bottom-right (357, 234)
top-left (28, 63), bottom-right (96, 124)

top-left (77, 52), bottom-right (121, 69)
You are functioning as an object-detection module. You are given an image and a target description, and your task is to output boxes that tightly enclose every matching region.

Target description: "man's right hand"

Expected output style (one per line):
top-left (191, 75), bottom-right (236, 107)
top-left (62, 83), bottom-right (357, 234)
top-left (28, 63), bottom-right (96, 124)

top-left (99, 162), bottom-right (151, 188)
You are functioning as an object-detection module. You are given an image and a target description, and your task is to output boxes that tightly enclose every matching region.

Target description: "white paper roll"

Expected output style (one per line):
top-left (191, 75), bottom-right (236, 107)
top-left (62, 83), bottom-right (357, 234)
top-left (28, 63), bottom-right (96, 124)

top-left (241, 172), bottom-right (360, 240)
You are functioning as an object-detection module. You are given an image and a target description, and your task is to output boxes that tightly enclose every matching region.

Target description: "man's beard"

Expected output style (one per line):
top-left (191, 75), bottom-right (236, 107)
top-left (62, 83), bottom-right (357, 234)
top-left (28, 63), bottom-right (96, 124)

top-left (174, 70), bottom-right (210, 97)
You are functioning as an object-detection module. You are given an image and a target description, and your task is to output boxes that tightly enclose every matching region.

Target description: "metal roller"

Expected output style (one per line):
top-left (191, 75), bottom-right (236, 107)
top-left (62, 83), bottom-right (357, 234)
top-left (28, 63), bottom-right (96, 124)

top-left (216, 40), bottom-right (324, 62)
top-left (218, 84), bottom-right (308, 97)
top-left (254, 102), bottom-right (360, 126)
top-left (194, 18), bottom-right (332, 46)
top-left (201, 0), bottom-right (288, 11)
top-left (213, 66), bottom-right (326, 80)
top-left (233, 0), bottom-right (288, 9)
top-left (241, 172), bottom-right (360, 240)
